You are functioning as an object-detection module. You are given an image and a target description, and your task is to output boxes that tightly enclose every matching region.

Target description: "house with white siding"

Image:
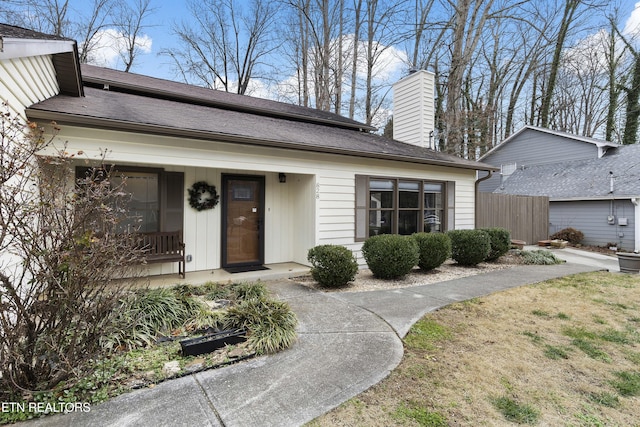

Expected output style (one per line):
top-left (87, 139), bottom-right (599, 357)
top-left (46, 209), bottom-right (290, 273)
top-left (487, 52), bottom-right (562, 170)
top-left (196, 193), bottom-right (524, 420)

top-left (478, 126), bottom-right (640, 252)
top-left (1, 24), bottom-right (496, 278)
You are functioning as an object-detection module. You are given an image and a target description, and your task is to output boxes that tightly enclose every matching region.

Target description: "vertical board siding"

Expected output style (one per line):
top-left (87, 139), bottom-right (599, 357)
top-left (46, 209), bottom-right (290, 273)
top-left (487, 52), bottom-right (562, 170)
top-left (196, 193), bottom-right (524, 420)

top-left (392, 70), bottom-right (435, 147)
top-left (549, 200), bottom-right (635, 250)
top-left (477, 193), bottom-right (549, 244)
top-left (0, 55), bottom-right (59, 117)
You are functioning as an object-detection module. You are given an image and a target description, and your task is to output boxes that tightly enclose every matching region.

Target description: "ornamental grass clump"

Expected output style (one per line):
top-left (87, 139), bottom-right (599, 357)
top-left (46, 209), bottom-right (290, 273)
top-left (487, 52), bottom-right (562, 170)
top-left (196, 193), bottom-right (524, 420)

top-left (447, 229), bottom-right (491, 266)
top-left (362, 234), bottom-right (419, 279)
top-left (223, 297), bottom-right (298, 354)
top-left (307, 244), bottom-right (358, 287)
top-left (479, 227), bottom-right (511, 261)
top-left (412, 232), bottom-right (451, 271)
top-left (104, 287), bottom-right (204, 350)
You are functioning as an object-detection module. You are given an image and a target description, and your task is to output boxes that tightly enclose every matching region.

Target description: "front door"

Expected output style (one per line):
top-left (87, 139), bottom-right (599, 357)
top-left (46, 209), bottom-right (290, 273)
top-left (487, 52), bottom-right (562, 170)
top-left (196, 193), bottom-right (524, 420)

top-left (222, 175), bottom-right (265, 268)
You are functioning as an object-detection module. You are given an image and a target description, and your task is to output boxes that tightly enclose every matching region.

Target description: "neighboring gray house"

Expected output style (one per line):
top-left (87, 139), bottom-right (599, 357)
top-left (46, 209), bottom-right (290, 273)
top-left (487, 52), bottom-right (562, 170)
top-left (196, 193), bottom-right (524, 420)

top-left (478, 126), bottom-right (619, 193)
top-left (479, 126), bottom-right (640, 251)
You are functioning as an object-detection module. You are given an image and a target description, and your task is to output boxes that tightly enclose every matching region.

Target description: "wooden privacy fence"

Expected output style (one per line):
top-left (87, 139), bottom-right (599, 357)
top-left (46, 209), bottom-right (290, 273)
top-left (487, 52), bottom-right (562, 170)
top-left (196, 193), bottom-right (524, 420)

top-left (476, 193), bottom-right (549, 244)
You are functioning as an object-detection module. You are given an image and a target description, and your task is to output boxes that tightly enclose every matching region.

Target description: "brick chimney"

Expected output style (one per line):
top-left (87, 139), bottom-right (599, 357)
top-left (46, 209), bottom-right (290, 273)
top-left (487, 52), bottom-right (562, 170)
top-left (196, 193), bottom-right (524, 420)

top-left (392, 69), bottom-right (435, 148)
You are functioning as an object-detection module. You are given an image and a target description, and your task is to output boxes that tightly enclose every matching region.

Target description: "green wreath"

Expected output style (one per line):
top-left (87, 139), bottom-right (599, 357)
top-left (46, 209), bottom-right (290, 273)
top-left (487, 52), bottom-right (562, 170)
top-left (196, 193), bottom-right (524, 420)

top-left (188, 181), bottom-right (219, 211)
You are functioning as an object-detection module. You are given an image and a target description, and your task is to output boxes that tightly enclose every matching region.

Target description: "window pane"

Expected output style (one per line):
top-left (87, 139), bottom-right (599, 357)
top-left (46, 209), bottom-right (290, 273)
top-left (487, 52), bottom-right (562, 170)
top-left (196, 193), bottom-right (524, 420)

top-left (113, 172), bottom-right (159, 232)
top-left (423, 211), bottom-right (442, 232)
top-left (424, 181), bottom-right (443, 233)
top-left (369, 210), bottom-right (393, 236)
top-left (399, 181), bottom-right (419, 208)
top-left (424, 183), bottom-right (443, 209)
top-left (399, 210), bottom-right (419, 235)
top-left (370, 179), bottom-right (394, 209)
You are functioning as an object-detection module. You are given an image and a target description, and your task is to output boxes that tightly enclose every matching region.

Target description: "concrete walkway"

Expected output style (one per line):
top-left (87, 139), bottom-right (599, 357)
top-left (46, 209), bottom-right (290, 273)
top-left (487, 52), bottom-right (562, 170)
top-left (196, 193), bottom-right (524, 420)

top-left (24, 250), bottom-right (617, 427)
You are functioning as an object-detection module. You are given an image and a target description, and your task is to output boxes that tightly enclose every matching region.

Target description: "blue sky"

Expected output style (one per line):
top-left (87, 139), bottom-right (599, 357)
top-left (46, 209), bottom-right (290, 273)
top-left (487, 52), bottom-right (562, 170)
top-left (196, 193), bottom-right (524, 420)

top-left (111, 1), bottom-right (639, 81)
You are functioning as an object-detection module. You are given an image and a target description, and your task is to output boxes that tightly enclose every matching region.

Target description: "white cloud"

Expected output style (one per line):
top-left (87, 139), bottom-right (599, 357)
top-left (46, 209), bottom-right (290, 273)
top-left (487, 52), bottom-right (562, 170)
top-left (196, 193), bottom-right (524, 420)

top-left (563, 29), bottom-right (611, 71)
top-left (85, 28), bottom-right (152, 69)
top-left (623, 2), bottom-right (640, 37)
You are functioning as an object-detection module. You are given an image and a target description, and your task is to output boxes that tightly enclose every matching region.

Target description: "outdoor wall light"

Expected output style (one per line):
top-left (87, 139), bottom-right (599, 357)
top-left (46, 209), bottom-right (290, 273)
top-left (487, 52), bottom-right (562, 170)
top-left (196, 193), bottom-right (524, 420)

top-left (279, 173), bottom-right (287, 183)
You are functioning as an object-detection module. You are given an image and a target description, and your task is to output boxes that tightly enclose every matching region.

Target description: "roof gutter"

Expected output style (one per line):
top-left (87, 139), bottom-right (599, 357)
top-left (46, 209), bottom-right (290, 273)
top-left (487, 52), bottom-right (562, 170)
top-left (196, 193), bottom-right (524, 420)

top-left (0, 37), bottom-right (76, 60)
top-left (25, 109), bottom-right (493, 172)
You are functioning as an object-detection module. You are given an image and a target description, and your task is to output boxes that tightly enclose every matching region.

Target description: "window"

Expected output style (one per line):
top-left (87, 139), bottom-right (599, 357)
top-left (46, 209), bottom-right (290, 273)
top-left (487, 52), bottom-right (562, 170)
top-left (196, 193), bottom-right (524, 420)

top-left (355, 175), bottom-right (454, 241)
top-left (76, 166), bottom-right (184, 233)
top-left (111, 171), bottom-right (159, 232)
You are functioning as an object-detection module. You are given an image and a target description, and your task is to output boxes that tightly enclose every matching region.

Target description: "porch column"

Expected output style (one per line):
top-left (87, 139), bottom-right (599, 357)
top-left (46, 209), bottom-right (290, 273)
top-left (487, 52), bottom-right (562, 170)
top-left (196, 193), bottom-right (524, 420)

top-left (632, 198), bottom-right (640, 253)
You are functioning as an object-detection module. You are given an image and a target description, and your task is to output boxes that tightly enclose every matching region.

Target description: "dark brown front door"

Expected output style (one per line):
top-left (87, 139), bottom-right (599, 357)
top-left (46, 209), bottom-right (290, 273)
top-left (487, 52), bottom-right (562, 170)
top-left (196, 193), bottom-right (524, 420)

top-left (222, 175), bottom-right (265, 268)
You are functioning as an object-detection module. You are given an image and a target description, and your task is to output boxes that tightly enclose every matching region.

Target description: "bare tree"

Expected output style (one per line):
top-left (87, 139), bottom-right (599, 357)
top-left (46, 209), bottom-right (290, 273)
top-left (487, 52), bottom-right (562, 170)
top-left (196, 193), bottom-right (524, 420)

top-left (165, 0), bottom-right (278, 94)
top-left (75, 0), bottom-right (117, 64)
top-left (443, 0), bottom-right (496, 156)
top-left (616, 28), bottom-right (640, 145)
top-left (348, 0), bottom-right (363, 119)
top-left (362, 0), bottom-right (405, 125)
top-left (112, 0), bottom-right (156, 72)
top-left (0, 106), bottom-right (144, 393)
top-left (2, 0), bottom-right (157, 71)
top-left (538, 0), bottom-right (583, 128)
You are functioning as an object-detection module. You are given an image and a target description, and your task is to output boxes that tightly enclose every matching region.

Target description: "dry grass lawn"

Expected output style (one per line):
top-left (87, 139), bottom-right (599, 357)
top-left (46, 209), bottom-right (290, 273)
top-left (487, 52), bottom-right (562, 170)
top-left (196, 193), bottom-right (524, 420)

top-left (309, 271), bottom-right (640, 426)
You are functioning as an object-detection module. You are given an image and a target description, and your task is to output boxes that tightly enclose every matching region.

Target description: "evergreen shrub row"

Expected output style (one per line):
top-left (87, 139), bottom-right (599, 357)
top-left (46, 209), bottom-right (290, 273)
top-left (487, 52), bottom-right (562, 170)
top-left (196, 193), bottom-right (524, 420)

top-left (307, 227), bottom-right (511, 284)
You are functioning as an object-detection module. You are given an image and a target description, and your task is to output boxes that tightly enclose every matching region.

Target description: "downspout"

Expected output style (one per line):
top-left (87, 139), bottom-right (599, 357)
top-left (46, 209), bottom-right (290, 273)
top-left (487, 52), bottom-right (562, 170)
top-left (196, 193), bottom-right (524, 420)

top-left (475, 169), bottom-right (494, 229)
top-left (631, 198), bottom-right (640, 253)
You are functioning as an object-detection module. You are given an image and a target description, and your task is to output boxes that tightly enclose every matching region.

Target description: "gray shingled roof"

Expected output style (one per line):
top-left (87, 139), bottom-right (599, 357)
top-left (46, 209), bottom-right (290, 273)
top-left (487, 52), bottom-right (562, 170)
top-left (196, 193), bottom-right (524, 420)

top-left (27, 86), bottom-right (492, 171)
top-left (80, 65), bottom-right (373, 132)
top-left (495, 144), bottom-right (640, 198)
top-left (0, 23), bottom-right (71, 41)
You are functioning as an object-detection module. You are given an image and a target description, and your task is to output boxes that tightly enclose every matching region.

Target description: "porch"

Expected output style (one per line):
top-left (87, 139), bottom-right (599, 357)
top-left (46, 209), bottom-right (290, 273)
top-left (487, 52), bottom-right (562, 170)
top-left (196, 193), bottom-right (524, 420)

top-left (144, 262), bottom-right (310, 288)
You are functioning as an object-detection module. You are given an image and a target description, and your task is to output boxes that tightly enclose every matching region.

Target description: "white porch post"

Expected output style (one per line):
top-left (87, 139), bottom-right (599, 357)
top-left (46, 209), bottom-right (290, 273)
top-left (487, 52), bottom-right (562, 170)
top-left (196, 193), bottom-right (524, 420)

top-left (632, 198), bottom-right (640, 253)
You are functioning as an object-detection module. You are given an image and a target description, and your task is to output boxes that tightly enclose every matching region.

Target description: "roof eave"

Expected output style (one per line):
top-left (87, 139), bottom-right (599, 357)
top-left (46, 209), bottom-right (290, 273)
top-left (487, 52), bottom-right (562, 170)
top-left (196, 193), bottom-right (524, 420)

top-left (25, 109), bottom-right (492, 172)
top-left (0, 37), bottom-right (76, 60)
top-left (550, 195), bottom-right (638, 202)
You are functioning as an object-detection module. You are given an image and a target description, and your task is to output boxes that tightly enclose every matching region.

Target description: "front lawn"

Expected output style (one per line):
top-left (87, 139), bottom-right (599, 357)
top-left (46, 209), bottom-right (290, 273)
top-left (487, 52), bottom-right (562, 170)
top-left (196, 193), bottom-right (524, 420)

top-left (310, 271), bottom-right (640, 426)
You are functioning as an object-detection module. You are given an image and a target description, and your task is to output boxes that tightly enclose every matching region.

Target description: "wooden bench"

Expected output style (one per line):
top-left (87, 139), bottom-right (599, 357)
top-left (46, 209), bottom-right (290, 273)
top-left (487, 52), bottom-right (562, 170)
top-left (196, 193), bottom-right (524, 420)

top-left (138, 231), bottom-right (186, 278)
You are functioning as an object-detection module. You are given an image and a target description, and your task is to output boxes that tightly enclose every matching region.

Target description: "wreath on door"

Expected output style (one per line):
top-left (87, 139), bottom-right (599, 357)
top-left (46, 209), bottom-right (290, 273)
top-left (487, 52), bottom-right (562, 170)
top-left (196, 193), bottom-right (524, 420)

top-left (188, 181), bottom-right (219, 211)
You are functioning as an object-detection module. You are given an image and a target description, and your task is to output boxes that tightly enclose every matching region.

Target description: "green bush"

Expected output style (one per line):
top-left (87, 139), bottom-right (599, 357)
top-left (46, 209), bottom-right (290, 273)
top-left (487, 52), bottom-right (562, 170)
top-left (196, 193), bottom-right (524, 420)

top-left (479, 227), bottom-right (511, 261)
top-left (307, 244), bottom-right (358, 287)
top-left (550, 227), bottom-right (584, 245)
top-left (224, 297), bottom-right (298, 354)
top-left (361, 234), bottom-right (419, 279)
top-left (412, 232), bottom-right (451, 271)
top-left (447, 229), bottom-right (491, 266)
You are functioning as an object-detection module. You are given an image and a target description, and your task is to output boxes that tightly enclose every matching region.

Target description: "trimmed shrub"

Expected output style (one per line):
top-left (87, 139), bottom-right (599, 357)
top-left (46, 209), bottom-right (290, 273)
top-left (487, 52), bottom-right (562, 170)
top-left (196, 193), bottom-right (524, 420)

top-left (412, 232), bottom-right (451, 271)
top-left (480, 227), bottom-right (511, 261)
top-left (550, 227), bottom-right (584, 245)
top-left (447, 229), bottom-right (491, 266)
top-left (307, 244), bottom-right (358, 288)
top-left (361, 234), bottom-right (419, 279)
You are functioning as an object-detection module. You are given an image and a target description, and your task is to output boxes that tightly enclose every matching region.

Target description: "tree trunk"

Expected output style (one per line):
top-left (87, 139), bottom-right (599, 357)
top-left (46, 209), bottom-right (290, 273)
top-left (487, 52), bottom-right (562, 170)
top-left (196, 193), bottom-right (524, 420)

top-left (539, 0), bottom-right (580, 128)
